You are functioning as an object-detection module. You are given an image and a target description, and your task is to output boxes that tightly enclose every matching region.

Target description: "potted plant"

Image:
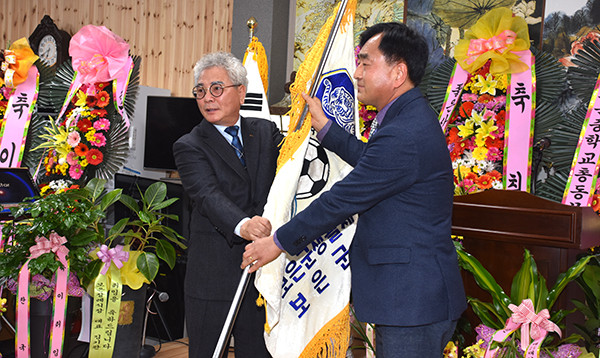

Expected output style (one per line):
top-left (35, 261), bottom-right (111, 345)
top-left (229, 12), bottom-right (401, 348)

top-left (0, 178), bottom-right (186, 357)
top-left (448, 239), bottom-right (598, 358)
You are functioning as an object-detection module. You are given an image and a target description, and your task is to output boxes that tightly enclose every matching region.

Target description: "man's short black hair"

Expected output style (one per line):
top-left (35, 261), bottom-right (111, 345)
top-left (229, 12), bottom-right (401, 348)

top-left (358, 22), bottom-right (429, 86)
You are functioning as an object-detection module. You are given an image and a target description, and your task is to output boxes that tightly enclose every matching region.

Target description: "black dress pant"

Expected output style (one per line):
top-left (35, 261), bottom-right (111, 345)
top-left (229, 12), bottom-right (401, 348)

top-left (185, 284), bottom-right (271, 358)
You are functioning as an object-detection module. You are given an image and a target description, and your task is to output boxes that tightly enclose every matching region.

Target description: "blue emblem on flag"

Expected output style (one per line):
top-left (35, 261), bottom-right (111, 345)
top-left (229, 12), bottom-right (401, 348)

top-left (315, 70), bottom-right (355, 134)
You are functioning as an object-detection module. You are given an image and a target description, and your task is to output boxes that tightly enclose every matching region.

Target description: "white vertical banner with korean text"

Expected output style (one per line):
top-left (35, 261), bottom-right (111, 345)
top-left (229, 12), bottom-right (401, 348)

top-left (255, 1), bottom-right (357, 356)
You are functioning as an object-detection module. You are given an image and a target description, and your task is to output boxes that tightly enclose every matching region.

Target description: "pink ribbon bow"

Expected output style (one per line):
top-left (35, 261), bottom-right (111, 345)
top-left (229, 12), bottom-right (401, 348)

top-left (29, 232), bottom-right (69, 259)
top-left (97, 244), bottom-right (129, 275)
top-left (508, 299), bottom-right (562, 352)
top-left (466, 30), bottom-right (517, 64)
top-left (69, 25), bottom-right (131, 85)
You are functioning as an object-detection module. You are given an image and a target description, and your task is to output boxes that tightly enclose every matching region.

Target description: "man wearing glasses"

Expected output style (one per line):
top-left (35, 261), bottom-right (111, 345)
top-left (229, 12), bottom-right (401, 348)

top-left (173, 52), bottom-right (282, 357)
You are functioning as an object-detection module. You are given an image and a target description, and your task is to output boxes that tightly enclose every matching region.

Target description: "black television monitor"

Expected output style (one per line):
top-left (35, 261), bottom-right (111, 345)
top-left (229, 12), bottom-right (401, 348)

top-left (0, 167), bottom-right (39, 215)
top-left (143, 96), bottom-right (203, 171)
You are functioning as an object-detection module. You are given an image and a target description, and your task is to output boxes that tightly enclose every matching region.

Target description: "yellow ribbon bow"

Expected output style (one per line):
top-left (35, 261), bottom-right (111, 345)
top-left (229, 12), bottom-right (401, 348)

top-left (454, 7), bottom-right (530, 75)
top-left (0, 37), bottom-right (39, 88)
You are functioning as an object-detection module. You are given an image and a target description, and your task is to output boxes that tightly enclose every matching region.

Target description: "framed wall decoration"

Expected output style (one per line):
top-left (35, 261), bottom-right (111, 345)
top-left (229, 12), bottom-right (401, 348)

top-left (294, 0), bottom-right (405, 70)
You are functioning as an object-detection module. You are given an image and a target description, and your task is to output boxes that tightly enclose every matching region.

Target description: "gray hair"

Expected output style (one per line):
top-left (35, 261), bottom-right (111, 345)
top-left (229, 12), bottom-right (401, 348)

top-left (193, 52), bottom-right (248, 88)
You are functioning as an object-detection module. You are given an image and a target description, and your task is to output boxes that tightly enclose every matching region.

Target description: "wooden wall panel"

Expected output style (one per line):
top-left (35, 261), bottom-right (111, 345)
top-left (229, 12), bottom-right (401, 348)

top-left (0, 0), bottom-right (233, 97)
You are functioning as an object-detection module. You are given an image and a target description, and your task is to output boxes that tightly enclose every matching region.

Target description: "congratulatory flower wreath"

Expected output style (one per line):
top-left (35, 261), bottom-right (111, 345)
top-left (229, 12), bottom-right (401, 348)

top-left (422, 7), bottom-right (567, 201)
top-left (35, 24), bottom-right (140, 186)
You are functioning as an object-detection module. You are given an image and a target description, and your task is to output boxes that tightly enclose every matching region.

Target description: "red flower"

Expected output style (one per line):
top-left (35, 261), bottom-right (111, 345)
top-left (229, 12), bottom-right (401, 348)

top-left (95, 82), bottom-right (111, 91)
top-left (86, 148), bottom-right (103, 165)
top-left (464, 172), bottom-right (478, 181)
top-left (475, 174), bottom-right (493, 190)
top-left (96, 90), bottom-right (110, 108)
top-left (74, 143), bottom-right (89, 156)
top-left (91, 109), bottom-right (108, 117)
top-left (485, 136), bottom-right (503, 149)
top-left (450, 140), bottom-right (467, 161)
top-left (459, 102), bottom-right (474, 118)
top-left (77, 118), bottom-right (93, 132)
top-left (488, 170), bottom-right (502, 181)
top-left (447, 127), bottom-right (460, 144)
top-left (478, 94), bottom-right (494, 103)
top-left (86, 95), bottom-right (98, 107)
top-left (592, 194), bottom-right (600, 212)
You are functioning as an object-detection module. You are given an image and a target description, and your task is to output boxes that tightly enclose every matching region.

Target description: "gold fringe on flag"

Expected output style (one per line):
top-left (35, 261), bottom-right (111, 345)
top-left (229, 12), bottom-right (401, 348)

top-left (299, 303), bottom-right (351, 358)
top-left (243, 36), bottom-right (269, 93)
top-left (276, 0), bottom-right (356, 173)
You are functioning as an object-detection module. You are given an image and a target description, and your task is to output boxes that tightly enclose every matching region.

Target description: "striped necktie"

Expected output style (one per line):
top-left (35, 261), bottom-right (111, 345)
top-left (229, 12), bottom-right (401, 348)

top-left (369, 119), bottom-right (379, 138)
top-left (225, 125), bottom-right (246, 167)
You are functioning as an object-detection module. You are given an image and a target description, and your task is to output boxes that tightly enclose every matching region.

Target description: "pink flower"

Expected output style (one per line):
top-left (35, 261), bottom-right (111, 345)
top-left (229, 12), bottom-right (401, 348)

top-left (93, 118), bottom-right (110, 130)
top-left (69, 25), bottom-right (130, 84)
top-left (487, 147), bottom-right (502, 161)
top-left (69, 163), bottom-right (84, 180)
top-left (66, 151), bottom-right (79, 166)
top-left (67, 131), bottom-right (81, 147)
top-left (91, 132), bottom-right (107, 147)
top-left (461, 93), bottom-right (478, 102)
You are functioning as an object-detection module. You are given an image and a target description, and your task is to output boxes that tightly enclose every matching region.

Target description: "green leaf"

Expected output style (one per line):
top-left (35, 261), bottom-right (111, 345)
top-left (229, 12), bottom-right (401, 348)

top-left (69, 230), bottom-right (102, 246)
top-left (143, 181), bottom-right (167, 209)
top-left (108, 217), bottom-right (129, 237)
top-left (157, 226), bottom-right (187, 248)
top-left (137, 252), bottom-right (160, 282)
top-left (560, 333), bottom-right (585, 344)
top-left (100, 188), bottom-right (122, 211)
top-left (85, 178), bottom-right (108, 201)
top-left (510, 249), bottom-right (535, 306)
top-left (119, 194), bottom-right (140, 213)
top-left (82, 259), bottom-right (104, 289)
top-left (455, 242), bottom-right (513, 313)
top-left (468, 298), bottom-right (504, 329)
top-left (151, 197), bottom-right (179, 211)
top-left (138, 210), bottom-right (154, 224)
top-left (547, 255), bottom-right (592, 309)
top-left (155, 239), bottom-right (176, 269)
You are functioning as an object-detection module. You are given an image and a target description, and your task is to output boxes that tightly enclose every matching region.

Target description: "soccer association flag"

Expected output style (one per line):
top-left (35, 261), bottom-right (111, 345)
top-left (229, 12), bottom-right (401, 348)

top-left (255, 0), bottom-right (358, 356)
top-left (241, 36), bottom-right (272, 121)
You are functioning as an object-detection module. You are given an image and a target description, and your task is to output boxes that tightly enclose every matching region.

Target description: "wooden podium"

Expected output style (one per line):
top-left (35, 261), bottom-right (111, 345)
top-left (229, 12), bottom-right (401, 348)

top-left (452, 189), bottom-right (600, 334)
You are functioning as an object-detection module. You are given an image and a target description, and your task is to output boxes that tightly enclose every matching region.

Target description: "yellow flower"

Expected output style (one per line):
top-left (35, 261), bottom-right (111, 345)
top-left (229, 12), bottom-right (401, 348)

top-left (476, 119), bottom-right (498, 139)
top-left (472, 146), bottom-right (489, 161)
top-left (0, 297), bottom-right (6, 313)
top-left (496, 74), bottom-right (508, 90)
top-left (40, 185), bottom-right (51, 196)
top-left (443, 341), bottom-right (459, 358)
top-left (473, 74), bottom-right (498, 96)
top-left (455, 166), bottom-right (471, 178)
top-left (457, 119), bottom-right (475, 138)
top-left (57, 162), bottom-right (69, 175)
top-left (80, 158), bottom-right (89, 167)
top-left (474, 133), bottom-right (486, 147)
top-left (463, 339), bottom-right (486, 358)
top-left (55, 142), bottom-right (72, 161)
top-left (75, 90), bottom-right (87, 107)
top-left (85, 129), bottom-right (97, 141)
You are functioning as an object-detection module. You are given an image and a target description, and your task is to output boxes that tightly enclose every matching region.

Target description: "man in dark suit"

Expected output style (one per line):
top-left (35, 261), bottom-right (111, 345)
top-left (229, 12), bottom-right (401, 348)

top-left (173, 52), bottom-right (282, 358)
top-left (242, 23), bottom-right (467, 357)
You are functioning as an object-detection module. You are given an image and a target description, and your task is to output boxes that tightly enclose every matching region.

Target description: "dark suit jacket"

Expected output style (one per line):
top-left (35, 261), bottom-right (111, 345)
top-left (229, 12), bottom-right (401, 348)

top-left (173, 116), bottom-right (283, 300)
top-left (276, 88), bottom-right (467, 326)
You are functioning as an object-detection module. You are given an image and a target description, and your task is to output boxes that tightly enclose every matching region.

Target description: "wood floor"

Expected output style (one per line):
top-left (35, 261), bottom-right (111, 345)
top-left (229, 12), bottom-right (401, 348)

top-left (154, 338), bottom-right (235, 358)
top-left (153, 338), bottom-right (368, 358)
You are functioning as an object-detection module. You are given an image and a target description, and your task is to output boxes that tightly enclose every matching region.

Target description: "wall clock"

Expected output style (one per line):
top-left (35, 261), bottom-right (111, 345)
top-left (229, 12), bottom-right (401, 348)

top-left (28, 15), bottom-right (71, 68)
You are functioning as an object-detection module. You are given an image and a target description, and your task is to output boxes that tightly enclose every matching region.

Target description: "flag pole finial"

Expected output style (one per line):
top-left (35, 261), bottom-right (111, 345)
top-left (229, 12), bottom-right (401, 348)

top-left (247, 17), bottom-right (257, 40)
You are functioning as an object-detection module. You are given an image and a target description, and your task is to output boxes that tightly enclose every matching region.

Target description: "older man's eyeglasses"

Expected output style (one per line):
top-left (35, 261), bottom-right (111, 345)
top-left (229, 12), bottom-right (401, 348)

top-left (192, 83), bottom-right (240, 100)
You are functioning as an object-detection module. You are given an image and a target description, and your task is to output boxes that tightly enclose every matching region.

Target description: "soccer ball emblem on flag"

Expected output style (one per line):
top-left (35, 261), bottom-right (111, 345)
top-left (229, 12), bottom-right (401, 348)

top-left (296, 137), bottom-right (330, 200)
